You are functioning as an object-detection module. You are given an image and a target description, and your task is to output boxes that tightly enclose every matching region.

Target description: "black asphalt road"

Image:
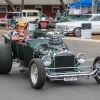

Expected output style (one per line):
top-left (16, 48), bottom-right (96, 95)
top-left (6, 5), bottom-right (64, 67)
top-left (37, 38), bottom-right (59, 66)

top-left (0, 33), bottom-right (100, 100)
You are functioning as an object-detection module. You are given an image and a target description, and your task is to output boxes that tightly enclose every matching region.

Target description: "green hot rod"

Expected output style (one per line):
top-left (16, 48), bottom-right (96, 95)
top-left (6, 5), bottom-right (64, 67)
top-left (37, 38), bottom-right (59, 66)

top-left (1, 29), bottom-right (100, 89)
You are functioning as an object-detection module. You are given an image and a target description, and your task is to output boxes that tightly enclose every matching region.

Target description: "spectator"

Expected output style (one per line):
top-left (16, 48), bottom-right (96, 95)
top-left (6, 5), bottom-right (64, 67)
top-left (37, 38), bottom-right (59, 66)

top-left (6, 11), bottom-right (13, 29)
top-left (55, 10), bottom-right (62, 20)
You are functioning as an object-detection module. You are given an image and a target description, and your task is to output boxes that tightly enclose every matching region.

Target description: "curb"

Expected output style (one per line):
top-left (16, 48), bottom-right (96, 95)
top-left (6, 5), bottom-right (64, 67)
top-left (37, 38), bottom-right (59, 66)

top-left (64, 37), bottom-right (100, 43)
top-left (0, 30), bottom-right (9, 32)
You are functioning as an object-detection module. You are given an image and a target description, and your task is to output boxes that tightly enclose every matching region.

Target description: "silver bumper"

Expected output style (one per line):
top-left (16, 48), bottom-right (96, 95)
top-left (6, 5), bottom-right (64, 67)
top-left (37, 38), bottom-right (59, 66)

top-left (46, 66), bottom-right (98, 81)
top-left (46, 69), bottom-right (97, 78)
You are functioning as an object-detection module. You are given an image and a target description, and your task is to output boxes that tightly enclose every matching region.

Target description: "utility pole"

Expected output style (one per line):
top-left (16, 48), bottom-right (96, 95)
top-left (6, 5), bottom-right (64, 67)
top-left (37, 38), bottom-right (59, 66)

top-left (20, 0), bottom-right (24, 12)
top-left (92, 0), bottom-right (98, 13)
top-left (5, 0), bottom-right (16, 11)
top-left (59, 0), bottom-right (66, 10)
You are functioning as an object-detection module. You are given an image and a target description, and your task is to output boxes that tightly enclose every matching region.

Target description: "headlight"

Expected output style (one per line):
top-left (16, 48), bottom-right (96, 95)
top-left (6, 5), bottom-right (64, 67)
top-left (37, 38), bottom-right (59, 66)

top-left (42, 55), bottom-right (51, 66)
top-left (77, 53), bottom-right (86, 64)
top-left (64, 26), bottom-right (69, 30)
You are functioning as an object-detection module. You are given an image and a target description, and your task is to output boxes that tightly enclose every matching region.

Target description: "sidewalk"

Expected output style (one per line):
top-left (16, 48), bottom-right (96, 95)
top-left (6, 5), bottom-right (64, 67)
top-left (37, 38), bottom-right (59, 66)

top-left (64, 36), bottom-right (100, 43)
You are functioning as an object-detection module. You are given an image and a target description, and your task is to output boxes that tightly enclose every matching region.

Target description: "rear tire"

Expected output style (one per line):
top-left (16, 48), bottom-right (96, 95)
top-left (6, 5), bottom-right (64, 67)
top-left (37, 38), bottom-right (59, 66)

top-left (0, 44), bottom-right (12, 74)
top-left (29, 58), bottom-right (46, 89)
top-left (93, 56), bottom-right (100, 84)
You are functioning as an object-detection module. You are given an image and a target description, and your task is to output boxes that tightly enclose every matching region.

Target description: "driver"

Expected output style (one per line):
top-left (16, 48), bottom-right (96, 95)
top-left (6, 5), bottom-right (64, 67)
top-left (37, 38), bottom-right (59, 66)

top-left (11, 20), bottom-right (29, 42)
top-left (37, 17), bottom-right (50, 29)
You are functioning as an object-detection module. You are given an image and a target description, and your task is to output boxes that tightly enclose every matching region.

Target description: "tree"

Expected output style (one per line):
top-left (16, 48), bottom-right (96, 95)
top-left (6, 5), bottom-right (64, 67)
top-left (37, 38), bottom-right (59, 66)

top-left (92, 0), bottom-right (98, 13)
top-left (59, 0), bottom-right (66, 9)
top-left (20, 0), bottom-right (24, 12)
top-left (5, 0), bottom-right (16, 11)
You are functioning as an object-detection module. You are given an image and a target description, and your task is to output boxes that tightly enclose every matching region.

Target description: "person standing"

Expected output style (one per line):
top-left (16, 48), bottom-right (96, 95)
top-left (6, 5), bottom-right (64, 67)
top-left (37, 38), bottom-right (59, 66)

top-left (55, 10), bottom-right (62, 20)
top-left (6, 11), bottom-right (13, 29)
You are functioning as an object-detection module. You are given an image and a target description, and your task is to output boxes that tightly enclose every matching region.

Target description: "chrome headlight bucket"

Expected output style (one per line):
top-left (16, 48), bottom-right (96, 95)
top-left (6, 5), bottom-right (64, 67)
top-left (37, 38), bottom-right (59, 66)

top-left (77, 53), bottom-right (86, 64)
top-left (42, 55), bottom-right (51, 66)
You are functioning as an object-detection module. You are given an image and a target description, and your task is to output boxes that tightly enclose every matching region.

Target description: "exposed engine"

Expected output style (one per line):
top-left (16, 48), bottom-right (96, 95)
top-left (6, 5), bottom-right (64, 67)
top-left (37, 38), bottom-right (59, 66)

top-left (34, 30), bottom-right (68, 56)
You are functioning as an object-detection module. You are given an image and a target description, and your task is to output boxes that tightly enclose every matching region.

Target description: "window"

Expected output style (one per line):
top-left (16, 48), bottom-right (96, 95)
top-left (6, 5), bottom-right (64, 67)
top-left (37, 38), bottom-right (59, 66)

top-left (23, 12), bottom-right (26, 17)
top-left (16, 5), bottom-right (20, 12)
top-left (12, 12), bottom-right (22, 17)
top-left (52, 5), bottom-right (59, 12)
top-left (93, 16), bottom-right (100, 21)
top-left (27, 12), bottom-right (38, 17)
top-left (13, 13), bottom-right (19, 16)
top-left (0, 5), bottom-right (7, 12)
top-left (35, 5), bottom-right (42, 12)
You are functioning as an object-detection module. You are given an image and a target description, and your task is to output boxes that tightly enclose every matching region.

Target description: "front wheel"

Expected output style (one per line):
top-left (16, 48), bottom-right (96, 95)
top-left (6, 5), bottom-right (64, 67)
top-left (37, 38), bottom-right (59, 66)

top-left (93, 56), bottom-right (100, 84)
top-left (73, 27), bottom-right (81, 37)
top-left (29, 59), bottom-right (46, 89)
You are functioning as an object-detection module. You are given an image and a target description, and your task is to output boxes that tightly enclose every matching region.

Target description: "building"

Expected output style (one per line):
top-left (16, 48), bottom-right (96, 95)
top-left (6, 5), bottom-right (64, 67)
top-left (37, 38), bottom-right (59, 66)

top-left (0, 0), bottom-right (74, 17)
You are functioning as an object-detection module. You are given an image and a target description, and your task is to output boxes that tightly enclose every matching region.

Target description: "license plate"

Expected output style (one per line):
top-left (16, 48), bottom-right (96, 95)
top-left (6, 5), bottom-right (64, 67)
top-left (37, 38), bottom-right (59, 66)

top-left (64, 77), bottom-right (77, 81)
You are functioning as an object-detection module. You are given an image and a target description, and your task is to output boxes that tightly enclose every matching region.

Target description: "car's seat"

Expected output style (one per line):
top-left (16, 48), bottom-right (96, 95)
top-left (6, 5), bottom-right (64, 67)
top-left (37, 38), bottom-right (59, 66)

top-left (8, 30), bottom-right (14, 39)
top-left (33, 29), bottom-right (47, 39)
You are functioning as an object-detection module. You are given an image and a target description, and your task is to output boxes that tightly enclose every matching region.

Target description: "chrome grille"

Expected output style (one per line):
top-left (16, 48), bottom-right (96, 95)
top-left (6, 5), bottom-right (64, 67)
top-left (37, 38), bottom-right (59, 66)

top-left (54, 55), bottom-right (75, 72)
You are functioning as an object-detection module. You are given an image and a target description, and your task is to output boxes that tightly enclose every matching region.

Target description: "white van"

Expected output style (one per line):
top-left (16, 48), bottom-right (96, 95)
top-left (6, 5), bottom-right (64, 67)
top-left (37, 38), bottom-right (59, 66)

top-left (21, 9), bottom-right (40, 23)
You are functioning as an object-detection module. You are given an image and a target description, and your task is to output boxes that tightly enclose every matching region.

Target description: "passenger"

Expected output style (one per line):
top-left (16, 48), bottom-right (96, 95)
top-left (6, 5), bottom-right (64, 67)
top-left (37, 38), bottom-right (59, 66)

top-left (11, 20), bottom-right (29, 42)
top-left (37, 17), bottom-right (50, 29)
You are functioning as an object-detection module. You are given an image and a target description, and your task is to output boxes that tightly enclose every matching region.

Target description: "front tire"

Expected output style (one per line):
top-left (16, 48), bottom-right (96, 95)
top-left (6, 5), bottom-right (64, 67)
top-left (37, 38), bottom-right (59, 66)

top-left (73, 27), bottom-right (81, 37)
top-left (29, 59), bottom-right (46, 89)
top-left (93, 56), bottom-right (100, 84)
top-left (0, 44), bottom-right (12, 74)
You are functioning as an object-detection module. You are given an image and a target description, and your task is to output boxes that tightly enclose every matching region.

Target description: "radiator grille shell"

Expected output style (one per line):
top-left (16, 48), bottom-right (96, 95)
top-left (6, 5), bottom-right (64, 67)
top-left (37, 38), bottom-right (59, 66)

top-left (54, 53), bottom-right (75, 72)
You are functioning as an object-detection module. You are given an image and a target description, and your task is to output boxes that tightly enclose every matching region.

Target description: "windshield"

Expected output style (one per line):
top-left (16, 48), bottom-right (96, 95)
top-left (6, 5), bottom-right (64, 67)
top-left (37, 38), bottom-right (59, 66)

top-left (78, 15), bottom-right (92, 21)
top-left (13, 13), bottom-right (20, 16)
top-left (27, 12), bottom-right (38, 17)
top-left (59, 15), bottom-right (81, 21)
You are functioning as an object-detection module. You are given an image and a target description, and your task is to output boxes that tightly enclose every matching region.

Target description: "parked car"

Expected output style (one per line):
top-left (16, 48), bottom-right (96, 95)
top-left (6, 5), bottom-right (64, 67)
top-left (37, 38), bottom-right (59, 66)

top-left (0, 12), bottom-right (21, 27)
top-left (49, 14), bottom-right (82, 28)
top-left (0, 17), bottom-right (6, 26)
top-left (56, 14), bottom-right (100, 36)
top-left (0, 10), bottom-right (49, 29)
top-left (1, 29), bottom-right (100, 89)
